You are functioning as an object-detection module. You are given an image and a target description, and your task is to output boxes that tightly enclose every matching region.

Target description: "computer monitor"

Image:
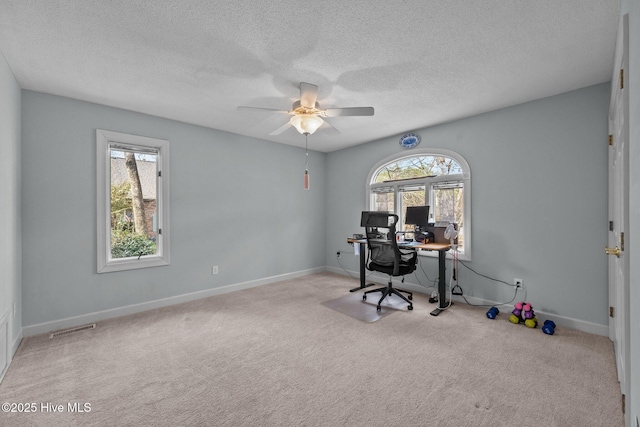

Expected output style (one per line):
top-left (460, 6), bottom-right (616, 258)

top-left (405, 205), bottom-right (430, 226)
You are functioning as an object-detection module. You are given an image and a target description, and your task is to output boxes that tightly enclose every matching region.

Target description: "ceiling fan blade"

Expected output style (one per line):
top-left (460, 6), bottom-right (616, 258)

top-left (237, 106), bottom-right (290, 114)
top-left (269, 121), bottom-right (293, 135)
top-left (299, 82), bottom-right (318, 109)
top-left (320, 119), bottom-right (341, 135)
top-left (323, 107), bottom-right (374, 117)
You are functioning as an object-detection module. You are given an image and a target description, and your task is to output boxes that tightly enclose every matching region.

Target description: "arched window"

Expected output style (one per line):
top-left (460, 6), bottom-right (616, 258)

top-left (366, 148), bottom-right (471, 258)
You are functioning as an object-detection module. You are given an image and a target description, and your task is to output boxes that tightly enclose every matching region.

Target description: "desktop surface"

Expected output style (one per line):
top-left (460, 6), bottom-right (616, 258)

top-left (348, 238), bottom-right (450, 252)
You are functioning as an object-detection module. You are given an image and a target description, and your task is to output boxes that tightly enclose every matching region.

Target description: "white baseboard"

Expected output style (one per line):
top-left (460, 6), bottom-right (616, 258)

top-left (0, 309), bottom-right (9, 383)
top-left (0, 308), bottom-right (24, 384)
top-left (327, 266), bottom-right (609, 337)
top-left (12, 330), bottom-right (23, 357)
top-left (23, 267), bottom-right (326, 337)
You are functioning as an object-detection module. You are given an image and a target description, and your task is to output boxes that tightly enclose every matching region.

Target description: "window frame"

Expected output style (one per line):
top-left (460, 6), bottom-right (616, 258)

top-left (96, 129), bottom-right (170, 273)
top-left (366, 148), bottom-right (471, 260)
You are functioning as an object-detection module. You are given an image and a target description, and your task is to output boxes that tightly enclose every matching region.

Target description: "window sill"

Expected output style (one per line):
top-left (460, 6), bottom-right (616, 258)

top-left (97, 255), bottom-right (169, 274)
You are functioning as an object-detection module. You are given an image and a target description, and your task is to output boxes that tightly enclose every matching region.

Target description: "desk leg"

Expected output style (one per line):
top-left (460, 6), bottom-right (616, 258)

top-left (349, 242), bottom-right (375, 292)
top-left (430, 249), bottom-right (449, 316)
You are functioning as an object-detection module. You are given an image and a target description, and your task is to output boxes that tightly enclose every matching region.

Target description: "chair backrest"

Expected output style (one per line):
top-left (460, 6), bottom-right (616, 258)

top-left (363, 212), bottom-right (416, 276)
top-left (364, 212), bottom-right (397, 265)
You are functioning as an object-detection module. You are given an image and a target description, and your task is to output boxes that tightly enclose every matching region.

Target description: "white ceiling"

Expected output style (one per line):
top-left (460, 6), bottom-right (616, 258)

top-left (0, 1), bottom-right (619, 152)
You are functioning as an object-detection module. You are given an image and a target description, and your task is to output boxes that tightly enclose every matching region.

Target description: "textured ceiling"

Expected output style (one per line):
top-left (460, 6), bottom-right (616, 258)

top-left (0, 0), bottom-right (619, 152)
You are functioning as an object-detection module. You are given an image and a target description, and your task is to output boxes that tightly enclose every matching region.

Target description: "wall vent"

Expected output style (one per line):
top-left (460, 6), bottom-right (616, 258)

top-left (50, 323), bottom-right (96, 338)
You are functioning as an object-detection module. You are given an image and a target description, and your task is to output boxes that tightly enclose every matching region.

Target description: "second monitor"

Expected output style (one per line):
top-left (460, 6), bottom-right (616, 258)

top-left (404, 205), bottom-right (430, 226)
top-left (404, 205), bottom-right (433, 243)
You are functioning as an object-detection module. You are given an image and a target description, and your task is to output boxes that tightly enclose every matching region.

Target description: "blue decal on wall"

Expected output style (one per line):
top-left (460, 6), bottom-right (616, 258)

top-left (399, 133), bottom-right (420, 149)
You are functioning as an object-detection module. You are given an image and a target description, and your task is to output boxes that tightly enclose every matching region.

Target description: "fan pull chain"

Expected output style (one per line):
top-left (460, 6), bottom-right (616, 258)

top-left (303, 133), bottom-right (310, 190)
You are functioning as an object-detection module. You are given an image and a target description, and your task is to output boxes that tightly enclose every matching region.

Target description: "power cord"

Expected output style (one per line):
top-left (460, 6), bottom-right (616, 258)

top-left (336, 250), bottom-right (376, 280)
top-left (413, 257), bottom-right (438, 291)
top-left (335, 251), bottom-right (359, 279)
top-left (458, 259), bottom-right (514, 287)
top-left (458, 286), bottom-right (520, 308)
top-left (417, 257), bottom-right (438, 285)
top-left (452, 257), bottom-right (523, 307)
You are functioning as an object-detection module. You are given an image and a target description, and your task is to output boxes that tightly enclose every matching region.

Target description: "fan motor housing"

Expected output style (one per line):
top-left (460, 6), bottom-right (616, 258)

top-left (292, 100), bottom-right (320, 115)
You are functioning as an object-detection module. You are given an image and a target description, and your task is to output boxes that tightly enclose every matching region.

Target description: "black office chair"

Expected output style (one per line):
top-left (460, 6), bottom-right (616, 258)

top-left (362, 212), bottom-right (417, 311)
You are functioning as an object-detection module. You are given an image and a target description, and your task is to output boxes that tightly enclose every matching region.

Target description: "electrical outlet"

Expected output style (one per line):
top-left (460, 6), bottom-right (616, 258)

top-left (211, 266), bottom-right (219, 275)
top-left (514, 278), bottom-right (524, 289)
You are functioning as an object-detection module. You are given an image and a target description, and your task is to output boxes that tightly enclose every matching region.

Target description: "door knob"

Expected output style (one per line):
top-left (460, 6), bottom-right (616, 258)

top-left (605, 246), bottom-right (621, 257)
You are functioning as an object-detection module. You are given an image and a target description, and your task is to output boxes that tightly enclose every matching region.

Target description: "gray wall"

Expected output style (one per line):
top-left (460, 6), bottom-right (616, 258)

top-left (21, 91), bottom-right (326, 327)
top-left (326, 83), bottom-right (610, 327)
top-left (0, 52), bottom-right (21, 356)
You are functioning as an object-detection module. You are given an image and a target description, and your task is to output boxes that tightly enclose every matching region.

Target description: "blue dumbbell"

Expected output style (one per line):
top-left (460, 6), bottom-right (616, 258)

top-left (542, 320), bottom-right (556, 335)
top-left (486, 306), bottom-right (499, 319)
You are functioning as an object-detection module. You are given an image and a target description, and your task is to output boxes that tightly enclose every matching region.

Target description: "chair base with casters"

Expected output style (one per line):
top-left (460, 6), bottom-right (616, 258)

top-left (362, 277), bottom-right (413, 311)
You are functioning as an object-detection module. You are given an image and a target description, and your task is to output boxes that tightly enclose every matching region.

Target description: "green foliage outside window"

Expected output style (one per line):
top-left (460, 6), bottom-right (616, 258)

top-left (110, 181), bottom-right (156, 258)
top-left (110, 228), bottom-right (156, 258)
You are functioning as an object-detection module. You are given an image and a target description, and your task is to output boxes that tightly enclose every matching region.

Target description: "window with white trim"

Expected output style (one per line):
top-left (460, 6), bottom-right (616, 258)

top-left (367, 149), bottom-right (471, 258)
top-left (96, 130), bottom-right (170, 273)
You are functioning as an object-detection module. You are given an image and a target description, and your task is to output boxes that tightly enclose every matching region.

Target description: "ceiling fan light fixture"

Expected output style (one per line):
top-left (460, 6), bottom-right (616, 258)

top-left (290, 114), bottom-right (323, 135)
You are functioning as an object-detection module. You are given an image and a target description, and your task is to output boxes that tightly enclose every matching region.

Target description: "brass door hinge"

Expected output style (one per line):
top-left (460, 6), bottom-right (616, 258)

top-left (621, 232), bottom-right (625, 251)
top-left (610, 306), bottom-right (614, 318)
top-left (609, 135), bottom-right (613, 146)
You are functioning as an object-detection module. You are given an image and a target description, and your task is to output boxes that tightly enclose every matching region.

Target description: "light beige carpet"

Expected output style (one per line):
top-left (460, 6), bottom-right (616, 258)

top-left (0, 273), bottom-right (623, 426)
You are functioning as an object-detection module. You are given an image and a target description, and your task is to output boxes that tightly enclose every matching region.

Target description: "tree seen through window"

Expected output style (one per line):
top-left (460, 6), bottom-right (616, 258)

top-left (109, 149), bottom-right (158, 259)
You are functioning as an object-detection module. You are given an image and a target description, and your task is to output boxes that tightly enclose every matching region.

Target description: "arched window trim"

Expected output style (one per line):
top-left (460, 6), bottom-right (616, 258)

top-left (366, 147), bottom-right (471, 260)
top-left (367, 148), bottom-right (471, 184)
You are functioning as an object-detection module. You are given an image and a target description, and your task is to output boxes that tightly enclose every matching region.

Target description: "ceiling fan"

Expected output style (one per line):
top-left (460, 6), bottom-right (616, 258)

top-left (238, 82), bottom-right (374, 136)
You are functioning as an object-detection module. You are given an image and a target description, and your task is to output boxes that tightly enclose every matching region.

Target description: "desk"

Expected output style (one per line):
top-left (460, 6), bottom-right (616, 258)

top-left (347, 238), bottom-right (451, 316)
